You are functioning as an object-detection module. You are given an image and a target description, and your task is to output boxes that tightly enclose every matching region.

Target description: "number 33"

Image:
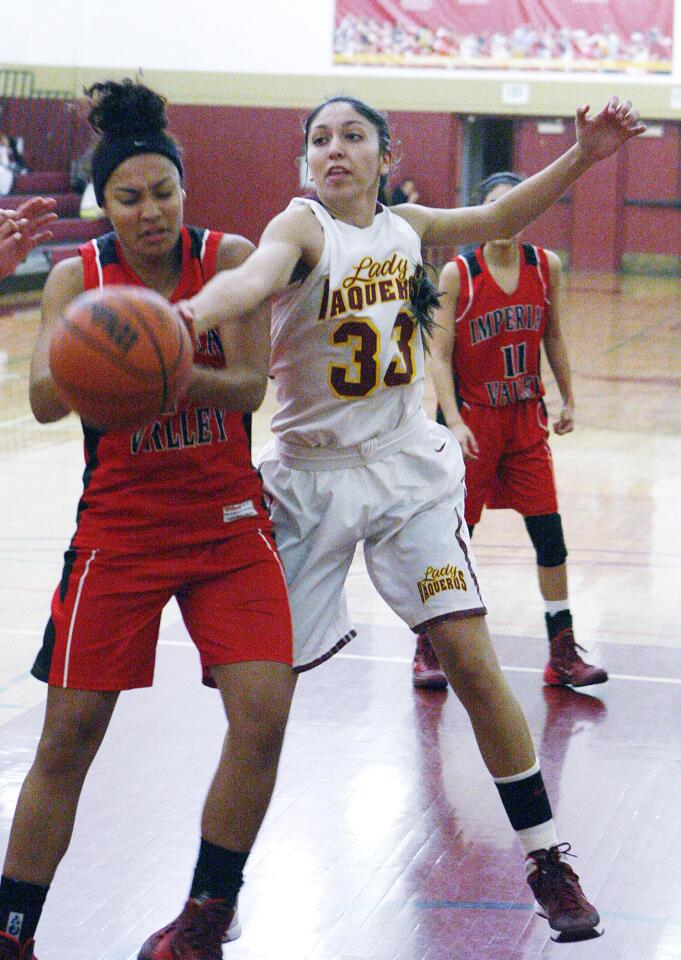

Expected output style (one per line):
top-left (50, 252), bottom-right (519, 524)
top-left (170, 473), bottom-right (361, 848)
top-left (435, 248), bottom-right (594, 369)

top-left (329, 311), bottom-right (417, 398)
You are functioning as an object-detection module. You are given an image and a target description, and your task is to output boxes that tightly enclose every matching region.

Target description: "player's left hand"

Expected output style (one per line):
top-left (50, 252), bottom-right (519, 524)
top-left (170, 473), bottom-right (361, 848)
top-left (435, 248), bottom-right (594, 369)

top-left (553, 403), bottom-right (574, 435)
top-left (575, 98), bottom-right (646, 163)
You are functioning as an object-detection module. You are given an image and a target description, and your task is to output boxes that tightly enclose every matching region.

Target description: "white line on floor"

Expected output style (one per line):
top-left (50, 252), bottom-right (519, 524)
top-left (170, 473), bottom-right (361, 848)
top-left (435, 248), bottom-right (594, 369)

top-left (0, 414), bottom-right (34, 429)
top-left (157, 640), bottom-right (681, 686)
top-left (3, 632), bottom-right (677, 686)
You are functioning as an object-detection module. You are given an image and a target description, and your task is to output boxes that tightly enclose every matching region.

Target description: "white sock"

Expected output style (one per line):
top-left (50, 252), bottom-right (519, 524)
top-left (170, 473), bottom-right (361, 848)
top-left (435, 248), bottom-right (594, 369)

top-left (493, 762), bottom-right (559, 861)
top-left (545, 598), bottom-right (570, 617)
top-left (519, 821), bottom-right (560, 864)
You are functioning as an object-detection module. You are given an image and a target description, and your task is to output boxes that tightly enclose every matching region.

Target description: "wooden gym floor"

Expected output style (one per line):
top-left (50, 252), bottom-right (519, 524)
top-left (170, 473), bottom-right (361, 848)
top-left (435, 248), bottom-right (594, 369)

top-left (0, 273), bottom-right (680, 959)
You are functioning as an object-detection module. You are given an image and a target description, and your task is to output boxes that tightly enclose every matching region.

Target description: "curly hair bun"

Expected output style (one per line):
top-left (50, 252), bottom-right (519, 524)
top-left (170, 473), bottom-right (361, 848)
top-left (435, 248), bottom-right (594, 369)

top-left (85, 79), bottom-right (168, 138)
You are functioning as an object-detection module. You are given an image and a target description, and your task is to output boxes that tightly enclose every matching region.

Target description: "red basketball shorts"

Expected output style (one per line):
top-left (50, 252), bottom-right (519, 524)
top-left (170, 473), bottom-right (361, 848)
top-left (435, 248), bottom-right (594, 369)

top-left (32, 527), bottom-right (293, 690)
top-left (460, 398), bottom-right (558, 526)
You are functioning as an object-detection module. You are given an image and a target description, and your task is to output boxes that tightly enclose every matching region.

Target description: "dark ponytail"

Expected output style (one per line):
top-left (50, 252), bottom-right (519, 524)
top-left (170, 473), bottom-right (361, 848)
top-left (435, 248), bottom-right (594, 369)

top-left (410, 262), bottom-right (441, 343)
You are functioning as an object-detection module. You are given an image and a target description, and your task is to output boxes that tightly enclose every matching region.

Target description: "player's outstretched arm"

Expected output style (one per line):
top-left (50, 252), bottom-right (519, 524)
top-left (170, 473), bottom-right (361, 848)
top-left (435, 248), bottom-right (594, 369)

top-left (0, 198), bottom-right (57, 279)
top-left (397, 97), bottom-right (645, 248)
top-left (184, 206), bottom-right (319, 337)
top-left (184, 235), bottom-right (272, 412)
top-left (29, 257), bottom-right (84, 423)
top-left (542, 251), bottom-right (575, 435)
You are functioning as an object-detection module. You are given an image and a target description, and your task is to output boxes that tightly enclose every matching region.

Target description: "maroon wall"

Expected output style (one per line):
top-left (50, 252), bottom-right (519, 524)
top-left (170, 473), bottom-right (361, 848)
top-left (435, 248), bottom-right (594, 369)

top-left (514, 116), bottom-right (681, 270)
top-left (168, 104), bottom-right (460, 245)
top-left (3, 96), bottom-right (90, 172)
top-left (571, 153), bottom-right (622, 272)
top-left (621, 124), bottom-right (681, 258)
top-left (168, 105), bottom-right (303, 243)
top-left (514, 119), bottom-right (575, 253)
top-left (387, 110), bottom-right (460, 209)
top-left (7, 94), bottom-right (681, 270)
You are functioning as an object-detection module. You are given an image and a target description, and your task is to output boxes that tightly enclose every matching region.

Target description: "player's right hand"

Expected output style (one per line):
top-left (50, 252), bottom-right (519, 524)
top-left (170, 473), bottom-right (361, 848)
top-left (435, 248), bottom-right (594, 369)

top-left (451, 422), bottom-right (479, 460)
top-left (553, 402), bottom-right (575, 435)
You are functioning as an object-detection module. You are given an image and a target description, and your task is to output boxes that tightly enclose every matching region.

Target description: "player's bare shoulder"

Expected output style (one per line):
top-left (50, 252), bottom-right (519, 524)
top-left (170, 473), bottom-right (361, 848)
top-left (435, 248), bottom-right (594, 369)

top-left (267, 202), bottom-right (325, 269)
top-left (438, 258), bottom-right (462, 297)
top-left (217, 234), bottom-right (255, 272)
top-left (390, 202), bottom-right (429, 238)
top-left (47, 254), bottom-right (85, 289)
top-left (41, 256), bottom-right (85, 324)
top-left (544, 249), bottom-right (563, 287)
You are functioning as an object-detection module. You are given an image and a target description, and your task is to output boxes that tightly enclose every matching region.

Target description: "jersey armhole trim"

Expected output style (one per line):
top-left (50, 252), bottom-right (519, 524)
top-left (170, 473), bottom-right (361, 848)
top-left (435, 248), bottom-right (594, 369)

top-left (534, 246), bottom-right (551, 305)
top-left (280, 198), bottom-right (329, 302)
top-left (454, 255), bottom-right (474, 324)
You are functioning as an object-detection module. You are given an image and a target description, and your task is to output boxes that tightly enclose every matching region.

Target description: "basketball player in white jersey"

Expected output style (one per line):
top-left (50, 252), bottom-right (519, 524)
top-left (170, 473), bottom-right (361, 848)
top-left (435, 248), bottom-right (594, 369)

top-left (176, 94), bottom-right (643, 941)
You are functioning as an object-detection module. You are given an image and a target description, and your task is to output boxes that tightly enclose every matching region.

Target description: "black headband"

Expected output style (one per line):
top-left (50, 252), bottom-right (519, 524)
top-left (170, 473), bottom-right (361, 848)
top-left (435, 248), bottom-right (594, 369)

top-left (91, 132), bottom-right (183, 206)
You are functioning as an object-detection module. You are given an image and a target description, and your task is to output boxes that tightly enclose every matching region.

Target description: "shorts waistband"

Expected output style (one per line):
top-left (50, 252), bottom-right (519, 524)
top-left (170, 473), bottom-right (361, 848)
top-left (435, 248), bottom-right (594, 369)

top-left (274, 410), bottom-right (427, 471)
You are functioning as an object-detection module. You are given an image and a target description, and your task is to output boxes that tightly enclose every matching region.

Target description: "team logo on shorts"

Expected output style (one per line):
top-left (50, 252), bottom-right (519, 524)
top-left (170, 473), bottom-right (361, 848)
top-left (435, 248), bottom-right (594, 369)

top-left (417, 564), bottom-right (468, 603)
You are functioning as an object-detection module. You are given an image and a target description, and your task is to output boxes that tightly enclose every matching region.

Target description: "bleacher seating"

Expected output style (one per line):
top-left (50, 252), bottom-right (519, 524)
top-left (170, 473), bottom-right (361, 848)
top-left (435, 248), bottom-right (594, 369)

top-left (1, 68), bottom-right (109, 292)
top-left (1, 171), bottom-right (109, 291)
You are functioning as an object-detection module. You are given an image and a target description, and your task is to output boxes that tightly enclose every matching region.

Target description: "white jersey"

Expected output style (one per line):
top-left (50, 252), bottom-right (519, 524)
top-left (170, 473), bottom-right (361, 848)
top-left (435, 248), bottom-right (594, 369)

top-left (269, 197), bottom-right (425, 448)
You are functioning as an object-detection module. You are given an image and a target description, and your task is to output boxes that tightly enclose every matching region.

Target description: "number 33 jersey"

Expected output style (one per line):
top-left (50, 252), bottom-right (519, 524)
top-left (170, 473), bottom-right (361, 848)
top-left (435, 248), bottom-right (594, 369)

top-left (270, 197), bottom-right (425, 448)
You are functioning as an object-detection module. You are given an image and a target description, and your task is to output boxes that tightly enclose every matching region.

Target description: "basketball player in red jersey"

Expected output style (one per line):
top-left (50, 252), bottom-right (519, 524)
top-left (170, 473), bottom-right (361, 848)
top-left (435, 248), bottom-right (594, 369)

top-left (0, 80), bottom-right (294, 960)
top-left (413, 171), bottom-right (608, 691)
top-left (0, 199), bottom-right (56, 279)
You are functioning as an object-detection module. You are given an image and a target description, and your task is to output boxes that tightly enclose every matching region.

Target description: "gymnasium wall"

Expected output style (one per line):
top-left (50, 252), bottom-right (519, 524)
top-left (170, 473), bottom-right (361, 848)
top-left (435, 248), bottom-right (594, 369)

top-left (164, 104), bottom-right (680, 272)
top-left (3, 0), bottom-right (681, 270)
top-left (167, 105), bottom-right (459, 247)
top-left (514, 118), bottom-right (681, 271)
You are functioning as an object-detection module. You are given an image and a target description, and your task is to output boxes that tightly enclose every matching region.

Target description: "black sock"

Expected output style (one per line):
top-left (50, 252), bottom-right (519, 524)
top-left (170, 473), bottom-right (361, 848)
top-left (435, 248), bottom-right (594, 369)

top-left (189, 838), bottom-right (248, 909)
top-left (546, 609), bottom-right (573, 639)
top-left (0, 876), bottom-right (49, 944)
top-left (494, 769), bottom-right (553, 832)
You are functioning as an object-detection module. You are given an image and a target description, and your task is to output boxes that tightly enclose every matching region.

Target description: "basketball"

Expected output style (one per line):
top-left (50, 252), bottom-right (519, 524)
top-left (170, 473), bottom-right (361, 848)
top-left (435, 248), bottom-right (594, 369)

top-left (49, 286), bottom-right (194, 430)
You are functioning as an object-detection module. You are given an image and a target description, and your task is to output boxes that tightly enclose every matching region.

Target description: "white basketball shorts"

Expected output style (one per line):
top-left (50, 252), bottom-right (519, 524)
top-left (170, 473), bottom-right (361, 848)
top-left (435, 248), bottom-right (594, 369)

top-left (257, 411), bottom-right (487, 671)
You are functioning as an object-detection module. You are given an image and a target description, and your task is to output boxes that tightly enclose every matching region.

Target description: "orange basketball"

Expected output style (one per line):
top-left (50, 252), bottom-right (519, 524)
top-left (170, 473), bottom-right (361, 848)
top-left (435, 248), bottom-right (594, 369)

top-left (49, 286), bottom-right (194, 431)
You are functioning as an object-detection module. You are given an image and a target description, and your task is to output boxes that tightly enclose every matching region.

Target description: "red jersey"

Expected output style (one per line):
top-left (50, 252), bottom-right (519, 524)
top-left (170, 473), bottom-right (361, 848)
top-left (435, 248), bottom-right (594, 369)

top-left (452, 243), bottom-right (551, 408)
top-left (71, 226), bottom-right (267, 551)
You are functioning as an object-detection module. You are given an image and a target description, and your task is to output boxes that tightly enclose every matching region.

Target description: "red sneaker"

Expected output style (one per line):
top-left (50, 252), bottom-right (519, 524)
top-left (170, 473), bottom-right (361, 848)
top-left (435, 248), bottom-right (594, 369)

top-left (544, 612), bottom-right (608, 688)
top-left (0, 933), bottom-right (38, 960)
top-left (137, 898), bottom-right (235, 960)
top-left (412, 634), bottom-right (447, 690)
top-left (526, 843), bottom-right (600, 937)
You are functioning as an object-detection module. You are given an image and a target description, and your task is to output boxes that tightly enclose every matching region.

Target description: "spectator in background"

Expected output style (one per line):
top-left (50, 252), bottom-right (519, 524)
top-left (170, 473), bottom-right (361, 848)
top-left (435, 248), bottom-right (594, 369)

top-left (0, 134), bottom-right (15, 196)
top-left (8, 137), bottom-right (28, 177)
top-left (69, 140), bottom-right (106, 220)
top-left (0, 134), bottom-right (27, 194)
top-left (79, 180), bottom-right (106, 220)
top-left (0, 199), bottom-right (57, 279)
top-left (70, 140), bottom-right (96, 194)
top-left (391, 176), bottom-right (419, 205)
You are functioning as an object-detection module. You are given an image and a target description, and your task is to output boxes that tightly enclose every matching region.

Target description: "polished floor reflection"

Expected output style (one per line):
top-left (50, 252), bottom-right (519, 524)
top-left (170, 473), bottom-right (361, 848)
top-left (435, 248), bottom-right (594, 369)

top-left (1, 274), bottom-right (680, 959)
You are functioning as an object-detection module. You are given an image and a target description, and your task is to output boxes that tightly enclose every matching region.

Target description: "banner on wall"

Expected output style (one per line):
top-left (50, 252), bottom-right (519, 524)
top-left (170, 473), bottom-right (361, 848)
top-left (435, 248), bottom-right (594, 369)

top-left (333, 0), bottom-right (673, 73)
